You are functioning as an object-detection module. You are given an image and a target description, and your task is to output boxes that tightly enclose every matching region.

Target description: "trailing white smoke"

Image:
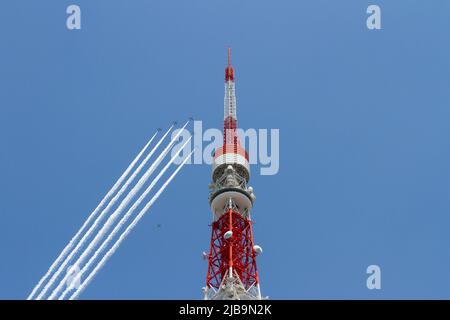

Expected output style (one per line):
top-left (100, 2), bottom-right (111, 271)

top-left (35, 125), bottom-right (173, 300)
top-left (70, 149), bottom-right (195, 300)
top-left (27, 131), bottom-right (158, 300)
top-left (48, 121), bottom-right (190, 300)
top-left (59, 137), bottom-right (192, 299)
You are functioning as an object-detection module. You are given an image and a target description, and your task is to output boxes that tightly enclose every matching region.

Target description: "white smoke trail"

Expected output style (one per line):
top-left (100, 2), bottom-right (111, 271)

top-left (70, 149), bottom-right (195, 300)
top-left (35, 125), bottom-right (174, 300)
top-left (59, 137), bottom-right (192, 299)
top-left (27, 131), bottom-right (158, 300)
top-left (48, 121), bottom-right (190, 300)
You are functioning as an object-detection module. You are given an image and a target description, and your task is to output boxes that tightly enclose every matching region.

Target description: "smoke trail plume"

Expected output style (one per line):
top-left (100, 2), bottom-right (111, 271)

top-left (27, 131), bottom-right (158, 300)
top-left (59, 137), bottom-right (192, 299)
top-left (36, 125), bottom-right (174, 300)
top-left (48, 121), bottom-right (190, 299)
top-left (70, 149), bottom-right (194, 300)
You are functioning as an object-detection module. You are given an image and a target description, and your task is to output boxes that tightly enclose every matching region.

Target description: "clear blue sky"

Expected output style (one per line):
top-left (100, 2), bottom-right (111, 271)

top-left (1, 0), bottom-right (450, 299)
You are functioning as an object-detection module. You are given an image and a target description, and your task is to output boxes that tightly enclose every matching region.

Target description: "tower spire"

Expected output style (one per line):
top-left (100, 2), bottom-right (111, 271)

top-left (223, 47), bottom-right (238, 146)
top-left (225, 47), bottom-right (235, 82)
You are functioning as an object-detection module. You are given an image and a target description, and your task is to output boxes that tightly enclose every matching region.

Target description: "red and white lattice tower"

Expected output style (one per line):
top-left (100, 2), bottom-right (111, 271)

top-left (203, 49), bottom-right (262, 300)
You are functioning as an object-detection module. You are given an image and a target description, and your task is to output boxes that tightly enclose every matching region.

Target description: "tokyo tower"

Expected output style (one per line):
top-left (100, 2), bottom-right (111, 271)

top-left (203, 49), bottom-right (262, 300)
